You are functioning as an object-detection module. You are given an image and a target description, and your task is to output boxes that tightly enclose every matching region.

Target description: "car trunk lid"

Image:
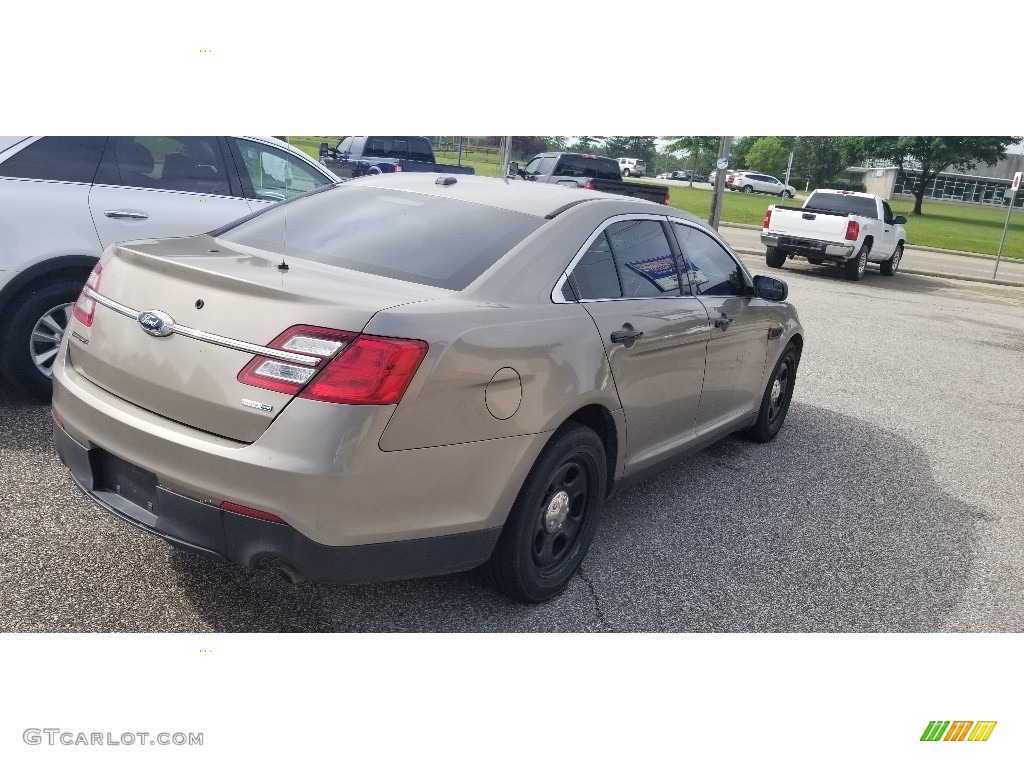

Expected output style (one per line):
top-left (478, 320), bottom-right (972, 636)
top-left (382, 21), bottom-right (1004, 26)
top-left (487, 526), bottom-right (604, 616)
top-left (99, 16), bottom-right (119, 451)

top-left (68, 235), bottom-right (443, 443)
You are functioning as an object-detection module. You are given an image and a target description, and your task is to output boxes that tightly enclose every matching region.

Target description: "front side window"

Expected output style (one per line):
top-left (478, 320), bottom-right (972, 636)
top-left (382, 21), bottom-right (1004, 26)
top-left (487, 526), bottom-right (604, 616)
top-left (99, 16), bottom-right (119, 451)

top-left (882, 201), bottom-right (895, 224)
top-left (673, 223), bottom-right (747, 297)
top-left (0, 136), bottom-right (106, 183)
top-left (524, 156), bottom-right (556, 176)
top-left (232, 138), bottom-right (333, 202)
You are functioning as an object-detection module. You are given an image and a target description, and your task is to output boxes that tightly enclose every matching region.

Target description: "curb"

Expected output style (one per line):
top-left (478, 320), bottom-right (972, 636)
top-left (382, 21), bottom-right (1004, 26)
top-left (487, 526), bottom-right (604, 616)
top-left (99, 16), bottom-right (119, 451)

top-left (731, 249), bottom-right (1024, 289)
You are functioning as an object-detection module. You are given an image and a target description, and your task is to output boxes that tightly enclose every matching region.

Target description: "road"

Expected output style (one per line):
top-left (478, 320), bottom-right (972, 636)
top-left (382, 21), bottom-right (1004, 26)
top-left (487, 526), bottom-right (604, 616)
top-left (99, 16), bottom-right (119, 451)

top-left (2, 270), bottom-right (1024, 631)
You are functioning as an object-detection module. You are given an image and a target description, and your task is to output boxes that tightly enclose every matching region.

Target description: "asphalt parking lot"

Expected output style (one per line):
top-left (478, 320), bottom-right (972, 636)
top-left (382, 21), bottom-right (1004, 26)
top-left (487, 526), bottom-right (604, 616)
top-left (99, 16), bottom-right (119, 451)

top-left (2, 267), bottom-right (1023, 632)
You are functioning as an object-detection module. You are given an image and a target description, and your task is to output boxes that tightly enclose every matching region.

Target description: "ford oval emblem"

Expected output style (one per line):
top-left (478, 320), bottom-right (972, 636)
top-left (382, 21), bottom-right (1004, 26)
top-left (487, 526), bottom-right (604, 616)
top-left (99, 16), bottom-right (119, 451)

top-left (137, 310), bottom-right (175, 337)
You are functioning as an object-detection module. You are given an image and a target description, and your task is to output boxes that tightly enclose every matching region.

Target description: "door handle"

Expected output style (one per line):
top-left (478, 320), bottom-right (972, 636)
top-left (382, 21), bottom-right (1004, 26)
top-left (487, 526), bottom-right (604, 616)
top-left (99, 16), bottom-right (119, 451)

top-left (610, 329), bottom-right (643, 346)
top-left (714, 314), bottom-right (734, 329)
top-left (104, 210), bottom-right (149, 220)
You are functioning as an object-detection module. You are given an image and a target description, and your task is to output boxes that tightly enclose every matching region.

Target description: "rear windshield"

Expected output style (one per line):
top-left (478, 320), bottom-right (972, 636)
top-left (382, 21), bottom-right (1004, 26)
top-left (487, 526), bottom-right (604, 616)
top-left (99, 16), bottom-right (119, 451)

top-left (806, 192), bottom-right (878, 219)
top-left (553, 155), bottom-right (621, 181)
top-left (215, 185), bottom-right (543, 290)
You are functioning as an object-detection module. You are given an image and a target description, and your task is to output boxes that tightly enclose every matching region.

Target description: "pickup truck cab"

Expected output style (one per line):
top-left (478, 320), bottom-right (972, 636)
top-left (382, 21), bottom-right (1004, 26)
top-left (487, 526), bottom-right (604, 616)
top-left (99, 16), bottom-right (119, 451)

top-left (321, 135), bottom-right (475, 178)
top-left (761, 190), bottom-right (907, 281)
top-left (509, 153), bottom-right (669, 205)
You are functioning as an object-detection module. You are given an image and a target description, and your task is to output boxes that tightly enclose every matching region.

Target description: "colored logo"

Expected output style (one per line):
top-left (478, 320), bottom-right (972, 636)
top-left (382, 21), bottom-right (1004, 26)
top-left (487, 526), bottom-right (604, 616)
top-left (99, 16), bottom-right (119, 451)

top-left (921, 721), bottom-right (996, 742)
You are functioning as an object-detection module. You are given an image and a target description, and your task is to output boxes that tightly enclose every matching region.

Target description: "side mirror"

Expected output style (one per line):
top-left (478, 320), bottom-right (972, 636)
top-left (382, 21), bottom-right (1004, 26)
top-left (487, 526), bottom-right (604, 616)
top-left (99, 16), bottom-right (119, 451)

top-left (893, 215), bottom-right (907, 225)
top-left (507, 162), bottom-right (519, 178)
top-left (754, 275), bottom-right (788, 302)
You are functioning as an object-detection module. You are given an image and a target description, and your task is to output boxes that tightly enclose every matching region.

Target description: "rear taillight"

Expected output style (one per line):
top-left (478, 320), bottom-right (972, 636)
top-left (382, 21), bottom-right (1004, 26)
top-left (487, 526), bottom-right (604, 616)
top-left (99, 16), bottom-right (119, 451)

top-left (72, 263), bottom-right (102, 327)
top-left (763, 209), bottom-right (772, 229)
top-left (583, 181), bottom-right (595, 190)
top-left (237, 326), bottom-right (427, 406)
top-left (394, 164), bottom-right (403, 172)
top-left (727, 174), bottom-right (735, 184)
top-left (845, 220), bottom-right (860, 241)
top-left (664, 191), bottom-right (671, 205)
top-left (220, 501), bottom-right (287, 525)
top-left (301, 335), bottom-right (427, 405)
top-left (237, 326), bottom-right (357, 395)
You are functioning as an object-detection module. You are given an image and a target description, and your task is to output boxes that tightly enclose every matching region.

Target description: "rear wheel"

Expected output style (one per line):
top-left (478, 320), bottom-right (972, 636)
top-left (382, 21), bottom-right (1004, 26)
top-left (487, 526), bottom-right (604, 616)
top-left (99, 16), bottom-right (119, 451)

top-left (622, 168), bottom-right (631, 177)
top-left (743, 342), bottom-right (798, 443)
top-left (765, 246), bottom-right (787, 268)
top-left (880, 244), bottom-right (903, 276)
top-left (482, 424), bottom-right (607, 603)
top-left (743, 185), bottom-right (754, 193)
top-left (844, 244), bottom-right (870, 281)
top-left (1, 279), bottom-right (84, 400)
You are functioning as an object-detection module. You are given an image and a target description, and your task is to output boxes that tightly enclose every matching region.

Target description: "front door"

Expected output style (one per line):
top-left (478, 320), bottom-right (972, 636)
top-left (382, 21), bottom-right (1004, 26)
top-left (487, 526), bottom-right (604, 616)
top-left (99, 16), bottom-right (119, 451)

top-left (670, 221), bottom-right (771, 430)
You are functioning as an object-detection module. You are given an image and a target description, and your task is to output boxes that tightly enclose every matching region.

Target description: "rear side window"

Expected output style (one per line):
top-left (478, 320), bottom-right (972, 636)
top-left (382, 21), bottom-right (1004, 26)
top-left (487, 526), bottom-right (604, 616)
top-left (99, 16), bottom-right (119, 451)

top-left (0, 136), bottom-right (106, 183)
top-left (568, 232), bottom-right (622, 299)
top-left (408, 137), bottom-right (433, 163)
top-left (97, 136), bottom-right (231, 195)
top-left (606, 220), bottom-right (679, 298)
top-left (217, 186), bottom-right (543, 291)
top-left (807, 192), bottom-right (878, 219)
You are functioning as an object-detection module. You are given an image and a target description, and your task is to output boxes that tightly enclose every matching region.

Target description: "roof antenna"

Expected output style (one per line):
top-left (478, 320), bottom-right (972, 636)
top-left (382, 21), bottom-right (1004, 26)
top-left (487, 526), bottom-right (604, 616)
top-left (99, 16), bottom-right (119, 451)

top-left (278, 209), bottom-right (289, 271)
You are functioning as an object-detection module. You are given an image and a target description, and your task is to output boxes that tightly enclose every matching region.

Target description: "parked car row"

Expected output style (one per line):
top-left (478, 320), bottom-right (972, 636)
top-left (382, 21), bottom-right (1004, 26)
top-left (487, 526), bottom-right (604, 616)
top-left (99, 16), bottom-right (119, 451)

top-left (656, 169), bottom-right (705, 182)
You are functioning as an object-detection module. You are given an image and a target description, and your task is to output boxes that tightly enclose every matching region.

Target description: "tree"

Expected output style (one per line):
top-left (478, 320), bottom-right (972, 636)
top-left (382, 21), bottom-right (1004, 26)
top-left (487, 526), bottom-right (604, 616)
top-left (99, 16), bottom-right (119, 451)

top-left (602, 136), bottom-right (658, 164)
top-left (572, 136), bottom-right (606, 153)
top-left (661, 136), bottom-right (719, 181)
top-left (744, 137), bottom-right (790, 178)
top-left (792, 136), bottom-right (844, 189)
top-left (847, 136), bottom-right (1022, 214)
top-left (730, 135), bottom-right (761, 168)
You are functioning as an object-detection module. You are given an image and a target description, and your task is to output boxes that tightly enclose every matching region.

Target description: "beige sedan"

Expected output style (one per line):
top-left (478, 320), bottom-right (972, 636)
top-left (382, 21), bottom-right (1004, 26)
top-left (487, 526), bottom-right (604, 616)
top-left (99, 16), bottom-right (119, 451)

top-left (52, 173), bottom-right (804, 602)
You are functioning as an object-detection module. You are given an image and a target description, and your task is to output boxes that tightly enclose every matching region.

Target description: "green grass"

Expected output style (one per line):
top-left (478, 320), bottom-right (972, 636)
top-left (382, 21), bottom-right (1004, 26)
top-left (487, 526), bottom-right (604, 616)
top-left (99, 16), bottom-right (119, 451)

top-left (287, 138), bottom-right (1024, 259)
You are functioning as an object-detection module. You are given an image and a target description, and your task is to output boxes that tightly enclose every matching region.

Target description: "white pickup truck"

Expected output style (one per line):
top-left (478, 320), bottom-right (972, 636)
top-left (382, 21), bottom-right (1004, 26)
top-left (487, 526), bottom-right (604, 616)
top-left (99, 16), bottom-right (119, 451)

top-left (760, 190), bottom-right (907, 281)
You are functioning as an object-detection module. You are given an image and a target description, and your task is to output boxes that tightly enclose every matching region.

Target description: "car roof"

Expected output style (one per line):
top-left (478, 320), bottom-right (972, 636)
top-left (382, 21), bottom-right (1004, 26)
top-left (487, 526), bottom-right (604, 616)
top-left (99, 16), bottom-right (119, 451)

top-left (345, 172), bottom-right (669, 218)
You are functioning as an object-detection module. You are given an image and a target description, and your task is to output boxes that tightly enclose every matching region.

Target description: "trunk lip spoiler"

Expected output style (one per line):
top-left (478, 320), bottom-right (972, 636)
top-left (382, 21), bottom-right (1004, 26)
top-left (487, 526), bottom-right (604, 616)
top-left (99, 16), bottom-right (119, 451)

top-left (81, 286), bottom-right (322, 367)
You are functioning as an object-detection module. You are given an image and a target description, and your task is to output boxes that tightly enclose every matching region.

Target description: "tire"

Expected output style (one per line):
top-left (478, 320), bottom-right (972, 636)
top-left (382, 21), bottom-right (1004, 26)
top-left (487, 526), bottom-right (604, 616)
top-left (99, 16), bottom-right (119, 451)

top-left (765, 246), bottom-right (787, 268)
top-left (806, 257), bottom-right (824, 265)
top-left (1, 279), bottom-right (84, 400)
top-left (743, 342), bottom-right (799, 443)
top-left (742, 185), bottom-right (754, 193)
top-left (880, 243), bottom-right (903, 276)
top-left (844, 243), bottom-right (870, 281)
top-left (780, 190), bottom-right (793, 198)
top-left (482, 423), bottom-right (607, 603)
top-left (622, 168), bottom-right (630, 177)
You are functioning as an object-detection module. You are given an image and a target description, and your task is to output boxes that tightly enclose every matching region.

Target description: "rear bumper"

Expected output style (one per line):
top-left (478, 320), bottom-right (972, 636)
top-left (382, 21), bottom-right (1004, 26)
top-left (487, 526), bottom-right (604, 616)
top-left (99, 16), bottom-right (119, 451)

top-left (761, 234), bottom-right (855, 260)
top-left (54, 423), bottom-right (501, 584)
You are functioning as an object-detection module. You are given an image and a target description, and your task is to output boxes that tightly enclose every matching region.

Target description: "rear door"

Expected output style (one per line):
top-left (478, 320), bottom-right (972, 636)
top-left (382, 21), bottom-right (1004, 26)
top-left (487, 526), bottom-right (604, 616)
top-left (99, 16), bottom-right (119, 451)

top-left (563, 216), bottom-right (710, 472)
top-left (88, 136), bottom-right (253, 250)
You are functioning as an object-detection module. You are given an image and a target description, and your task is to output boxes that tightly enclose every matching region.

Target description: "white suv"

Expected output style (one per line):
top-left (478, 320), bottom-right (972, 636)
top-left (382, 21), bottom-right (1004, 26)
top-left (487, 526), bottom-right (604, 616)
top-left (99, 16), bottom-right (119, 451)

top-left (726, 170), bottom-right (796, 197)
top-left (617, 158), bottom-right (646, 177)
top-left (0, 136), bottom-right (339, 398)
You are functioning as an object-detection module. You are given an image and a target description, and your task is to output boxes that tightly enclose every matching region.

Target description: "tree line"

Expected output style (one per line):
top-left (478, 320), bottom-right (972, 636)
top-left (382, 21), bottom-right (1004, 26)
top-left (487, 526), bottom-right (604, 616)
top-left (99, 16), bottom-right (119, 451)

top-left (469, 136), bottom-right (1020, 215)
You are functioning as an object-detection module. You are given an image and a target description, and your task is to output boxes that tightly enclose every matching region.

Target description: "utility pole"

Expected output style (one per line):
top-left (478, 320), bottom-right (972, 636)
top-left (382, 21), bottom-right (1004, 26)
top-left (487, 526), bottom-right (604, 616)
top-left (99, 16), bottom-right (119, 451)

top-left (499, 136), bottom-right (513, 176)
top-left (708, 136), bottom-right (732, 231)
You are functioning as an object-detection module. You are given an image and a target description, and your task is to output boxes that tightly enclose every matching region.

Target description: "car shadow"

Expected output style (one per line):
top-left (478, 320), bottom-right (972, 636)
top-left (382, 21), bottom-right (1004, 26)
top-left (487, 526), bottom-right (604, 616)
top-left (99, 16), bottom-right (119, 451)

top-left (757, 259), bottom-right (949, 294)
top-left (171, 402), bottom-right (979, 632)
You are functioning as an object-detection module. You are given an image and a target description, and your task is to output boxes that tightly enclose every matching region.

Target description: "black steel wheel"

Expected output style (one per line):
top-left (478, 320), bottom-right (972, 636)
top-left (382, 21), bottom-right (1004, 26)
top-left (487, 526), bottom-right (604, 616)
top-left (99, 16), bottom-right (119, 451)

top-left (743, 342), bottom-right (799, 443)
top-left (483, 423), bottom-right (607, 603)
